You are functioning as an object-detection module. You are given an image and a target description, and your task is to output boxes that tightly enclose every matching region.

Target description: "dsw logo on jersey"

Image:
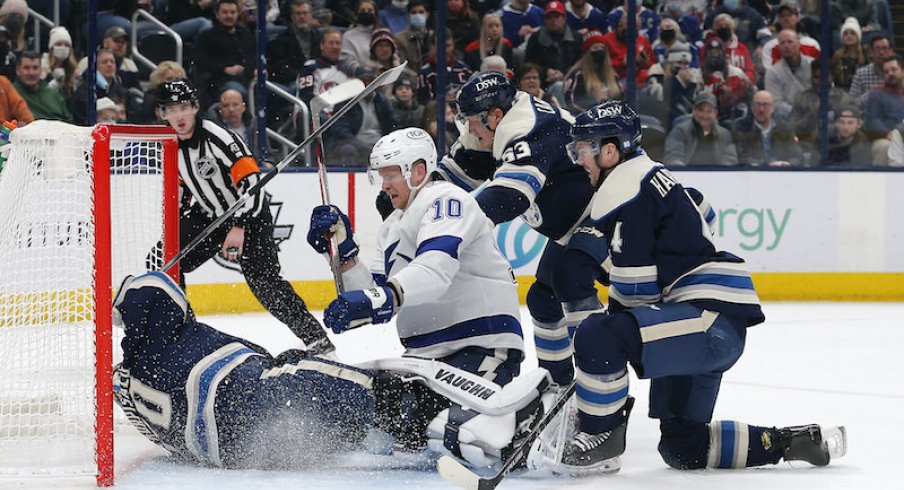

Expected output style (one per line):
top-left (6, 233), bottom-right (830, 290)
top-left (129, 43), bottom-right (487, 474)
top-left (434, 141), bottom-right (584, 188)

top-left (496, 221), bottom-right (546, 270)
top-left (214, 192), bottom-right (293, 272)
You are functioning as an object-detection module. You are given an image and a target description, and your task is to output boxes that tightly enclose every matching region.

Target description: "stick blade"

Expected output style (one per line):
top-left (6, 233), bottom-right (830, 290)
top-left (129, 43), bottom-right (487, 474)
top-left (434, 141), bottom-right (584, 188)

top-left (438, 456), bottom-right (488, 490)
top-left (311, 79), bottom-right (365, 114)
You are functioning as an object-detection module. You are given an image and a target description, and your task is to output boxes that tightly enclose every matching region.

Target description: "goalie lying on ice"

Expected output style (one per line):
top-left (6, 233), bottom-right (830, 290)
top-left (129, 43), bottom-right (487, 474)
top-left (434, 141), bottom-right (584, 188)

top-left (112, 271), bottom-right (547, 470)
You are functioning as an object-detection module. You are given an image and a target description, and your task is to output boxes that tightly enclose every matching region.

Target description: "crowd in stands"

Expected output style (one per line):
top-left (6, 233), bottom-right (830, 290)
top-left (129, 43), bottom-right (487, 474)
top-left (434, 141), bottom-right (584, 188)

top-left (0, 0), bottom-right (900, 167)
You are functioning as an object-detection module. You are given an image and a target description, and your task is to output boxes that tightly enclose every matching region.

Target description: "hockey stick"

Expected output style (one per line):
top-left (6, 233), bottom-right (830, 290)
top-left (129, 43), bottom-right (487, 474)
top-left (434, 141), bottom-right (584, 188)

top-left (310, 79), bottom-right (365, 294)
top-left (437, 381), bottom-right (577, 490)
top-left (160, 62), bottom-right (409, 273)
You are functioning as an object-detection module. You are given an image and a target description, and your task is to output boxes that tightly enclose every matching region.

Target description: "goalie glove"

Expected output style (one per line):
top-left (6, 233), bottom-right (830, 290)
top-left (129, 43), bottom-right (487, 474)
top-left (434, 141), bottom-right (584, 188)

top-left (324, 285), bottom-right (396, 334)
top-left (307, 205), bottom-right (359, 264)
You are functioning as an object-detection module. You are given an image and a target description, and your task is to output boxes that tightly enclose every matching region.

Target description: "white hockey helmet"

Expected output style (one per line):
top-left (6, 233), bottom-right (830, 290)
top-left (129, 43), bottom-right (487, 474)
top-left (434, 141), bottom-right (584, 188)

top-left (368, 127), bottom-right (437, 190)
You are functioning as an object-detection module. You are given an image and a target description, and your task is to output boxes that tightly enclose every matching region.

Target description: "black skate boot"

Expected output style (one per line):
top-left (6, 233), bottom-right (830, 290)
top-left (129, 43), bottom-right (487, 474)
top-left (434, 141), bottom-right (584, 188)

top-left (560, 396), bottom-right (635, 476)
top-left (769, 424), bottom-right (847, 466)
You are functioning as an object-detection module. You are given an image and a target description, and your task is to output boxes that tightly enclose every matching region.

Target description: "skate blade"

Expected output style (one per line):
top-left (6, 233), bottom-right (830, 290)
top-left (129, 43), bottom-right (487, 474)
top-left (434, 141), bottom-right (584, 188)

top-left (823, 426), bottom-right (847, 460)
top-left (551, 456), bottom-right (621, 477)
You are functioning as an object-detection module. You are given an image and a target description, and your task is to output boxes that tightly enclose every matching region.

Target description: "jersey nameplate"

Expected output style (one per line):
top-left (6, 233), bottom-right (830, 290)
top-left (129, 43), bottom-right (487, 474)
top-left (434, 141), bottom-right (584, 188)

top-left (649, 168), bottom-right (678, 198)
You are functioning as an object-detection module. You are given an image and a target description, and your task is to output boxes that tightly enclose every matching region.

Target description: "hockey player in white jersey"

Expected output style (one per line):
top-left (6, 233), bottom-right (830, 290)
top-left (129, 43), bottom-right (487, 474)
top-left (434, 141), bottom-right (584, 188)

top-left (306, 127), bottom-right (529, 454)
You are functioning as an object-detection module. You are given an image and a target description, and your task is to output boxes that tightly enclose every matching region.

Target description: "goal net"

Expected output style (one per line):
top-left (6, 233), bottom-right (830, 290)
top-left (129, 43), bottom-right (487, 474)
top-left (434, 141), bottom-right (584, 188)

top-left (0, 122), bottom-right (179, 486)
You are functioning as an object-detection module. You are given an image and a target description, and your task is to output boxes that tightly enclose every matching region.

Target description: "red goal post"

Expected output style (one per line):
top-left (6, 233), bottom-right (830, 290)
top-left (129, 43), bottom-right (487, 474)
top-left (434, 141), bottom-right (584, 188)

top-left (0, 122), bottom-right (180, 486)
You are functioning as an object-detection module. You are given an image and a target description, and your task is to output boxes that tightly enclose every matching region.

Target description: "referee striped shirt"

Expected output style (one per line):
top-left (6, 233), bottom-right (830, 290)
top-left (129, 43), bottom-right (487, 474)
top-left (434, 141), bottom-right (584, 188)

top-left (178, 119), bottom-right (263, 225)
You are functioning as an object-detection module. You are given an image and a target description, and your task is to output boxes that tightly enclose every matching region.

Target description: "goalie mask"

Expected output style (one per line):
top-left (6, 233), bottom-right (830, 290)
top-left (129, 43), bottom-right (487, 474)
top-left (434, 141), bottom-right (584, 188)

top-left (369, 127), bottom-right (437, 193)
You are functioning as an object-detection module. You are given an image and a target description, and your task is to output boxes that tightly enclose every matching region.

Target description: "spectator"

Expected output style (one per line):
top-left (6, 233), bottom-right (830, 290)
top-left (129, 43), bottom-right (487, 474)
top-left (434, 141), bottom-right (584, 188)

top-left (240, 0), bottom-right (281, 31)
top-left (339, 0), bottom-right (380, 76)
top-left (733, 90), bottom-right (804, 166)
top-left (703, 0), bottom-right (766, 49)
top-left (0, 74), bottom-right (32, 124)
top-left (323, 67), bottom-right (397, 167)
top-left (709, 14), bottom-right (755, 83)
top-left (70, 48), bottom-right (129, 125)
top-left (0, 26), bottom-right (15, 82)
top-left (524, 1), bottom-right (583, 91)
top-left (41, 26), bottom-right (78, 98)
top-left (96, 97), bottom-right (120, 123)
top-left (864, 56), bottom-right (904, 166)
top-left (421, 99), bottom-right (459, 146)
top-left (390, 75), bottom-right (423, 128)
top-left (0, 0), bottom-right (27, 54)
top-left (500, 0), bottom-right (544, 48)
top-left (416, 33), bottom-right (472, 104)
top-left (659, 0), bottom-right (702, 44)
top-left (208, 87), bottom-right (270, 161)
top-left (850, 34), bottom-right (893, 104)
top-left (830, 0), bottom-right (881, 40)
top-left (77, 27), bottom-right (141, 91)
top-left (565, 0), bottom-right (607, 36)
top-left (789, 62), bottom-right (854, 150)
top-left (759, 1), bottom-right (820, 74)
top-left (607, 0), bottom-right (661, 41)
top-left (193, 0), bottom-right (257, 105)
top-left (447, 0), bottom-right (480, 53)
top-left (480, 54), bottom-right (509, 75)
top-left (12, 51), bottom-right (72, 122)
top-left (326, 0), bottom-right (358, 28)
top-left (764, 29), bottom-right (811, 123)
top-left (826, 106), bottom-right (872, 166)
top-left (269, 0), bottom-right (321, 86)
top-left (136, 61), bottom-right (187, 123)
top-left (700, 38), bottom-right (752, 124)
top-left (463, 13), bottom-right (513, 71)
top-left (646, 41), bottom-right (700, 129)
top-left (160, 0), bottom-right (215, 44)
top-left (664, 92), bottom-right (737, 166)
top-left (653, 18), bottom-right (700, 68)
top-left (831, 17), bottom-right (868, 92)
top-left (368, 28), bottom-right (412, 97)
top-left (513, 62), bottom-right (561, 106)
top-left (297, 28), bottom-right (348, 104)
top-left (889, 121), bottom-right (904, 167)
top-left (394, 0), bottom-right (432, 69)
top-left (379, 0), bottom-right (410, 34)
top-left (601, 12), bottom-right (654, 84)
top-left (562, 30), bottom-right (621, 113)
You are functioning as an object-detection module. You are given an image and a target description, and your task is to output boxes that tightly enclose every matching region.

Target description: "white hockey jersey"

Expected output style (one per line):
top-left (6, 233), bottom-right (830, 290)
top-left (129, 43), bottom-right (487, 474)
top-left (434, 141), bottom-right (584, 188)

top-left (343, 181), bottom-right (524, 359)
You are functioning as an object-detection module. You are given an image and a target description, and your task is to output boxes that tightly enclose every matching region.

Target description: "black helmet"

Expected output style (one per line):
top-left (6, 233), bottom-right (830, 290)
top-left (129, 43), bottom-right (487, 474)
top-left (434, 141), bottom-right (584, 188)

top-left (157, 79), bottom-right (198, 110)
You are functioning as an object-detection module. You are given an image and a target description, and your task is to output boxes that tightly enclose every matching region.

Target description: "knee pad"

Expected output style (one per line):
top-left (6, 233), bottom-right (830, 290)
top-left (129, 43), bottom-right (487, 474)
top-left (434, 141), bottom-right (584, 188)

top-left (526, 281), bottom-right (562, 323)
top-left (572, 313), bottom-right (637, 375)
top-left (657, 418), bottom-right (709, 470)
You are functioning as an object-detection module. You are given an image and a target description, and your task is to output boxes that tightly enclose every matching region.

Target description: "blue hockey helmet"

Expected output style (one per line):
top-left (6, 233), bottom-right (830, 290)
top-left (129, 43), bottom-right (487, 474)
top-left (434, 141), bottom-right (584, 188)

top-left (569, 100), bottom-right (642, 158)
top-left (455, 71), bottom-right (516, 117)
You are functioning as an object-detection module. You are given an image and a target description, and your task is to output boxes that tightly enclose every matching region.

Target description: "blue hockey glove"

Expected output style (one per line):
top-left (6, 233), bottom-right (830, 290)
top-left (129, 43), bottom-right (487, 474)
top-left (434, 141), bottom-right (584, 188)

top-left (324, 286), bottom-right (396, 334)
top-left (307, 204), bottom-right (359, 263)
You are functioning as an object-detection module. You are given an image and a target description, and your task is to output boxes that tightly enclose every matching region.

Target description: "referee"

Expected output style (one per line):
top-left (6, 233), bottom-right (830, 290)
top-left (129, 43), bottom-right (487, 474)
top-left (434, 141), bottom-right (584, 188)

top-left (157, 79), bottom-right (334, 355)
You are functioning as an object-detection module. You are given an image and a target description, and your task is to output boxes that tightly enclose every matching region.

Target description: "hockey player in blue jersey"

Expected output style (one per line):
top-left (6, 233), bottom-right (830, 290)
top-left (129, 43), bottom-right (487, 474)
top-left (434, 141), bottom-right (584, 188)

top-left (112, 270), bottom-right (541, 471)
top-left (306, 127), bottom-right (529, 455)
top-left (439, 71), bottom-right (598, 389)
top-left (554, 100), bottom-right (846, 475)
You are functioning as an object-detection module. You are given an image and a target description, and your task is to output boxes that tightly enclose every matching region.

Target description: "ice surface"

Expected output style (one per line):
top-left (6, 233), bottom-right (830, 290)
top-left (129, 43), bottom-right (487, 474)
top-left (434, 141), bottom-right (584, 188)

top-left (4, 303), bottom-right (901, 490)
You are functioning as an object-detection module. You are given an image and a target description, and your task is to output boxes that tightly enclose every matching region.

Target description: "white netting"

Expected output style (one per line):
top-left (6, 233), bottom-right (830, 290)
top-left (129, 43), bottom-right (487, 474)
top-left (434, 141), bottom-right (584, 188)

top-left (0, 121), bottom-right (174, 479)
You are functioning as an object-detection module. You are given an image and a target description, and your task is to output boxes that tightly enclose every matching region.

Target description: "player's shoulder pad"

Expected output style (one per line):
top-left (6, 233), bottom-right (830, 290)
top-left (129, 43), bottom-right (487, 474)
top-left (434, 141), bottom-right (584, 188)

top-left (591, 153), bottom-right (662, 220)
top-left (493, 92), bottom-right (568, 160)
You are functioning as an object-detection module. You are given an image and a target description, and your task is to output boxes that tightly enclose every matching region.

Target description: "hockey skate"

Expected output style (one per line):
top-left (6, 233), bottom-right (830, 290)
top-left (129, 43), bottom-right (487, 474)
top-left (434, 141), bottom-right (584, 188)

top-left (771, 424), bottom-right (847, 466)
top-left (557, 396), bottom-right (635, 476)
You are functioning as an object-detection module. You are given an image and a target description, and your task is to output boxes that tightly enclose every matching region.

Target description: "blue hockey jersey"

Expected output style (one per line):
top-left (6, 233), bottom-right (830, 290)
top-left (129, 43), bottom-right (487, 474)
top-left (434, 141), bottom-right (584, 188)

top-left (574, 152), bottom-right (765, 325)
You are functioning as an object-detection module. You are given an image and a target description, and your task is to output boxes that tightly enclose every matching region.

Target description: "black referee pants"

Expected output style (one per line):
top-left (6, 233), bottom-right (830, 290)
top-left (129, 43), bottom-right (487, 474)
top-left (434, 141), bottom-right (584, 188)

top-left (179, 204), bottom-right (328, 346)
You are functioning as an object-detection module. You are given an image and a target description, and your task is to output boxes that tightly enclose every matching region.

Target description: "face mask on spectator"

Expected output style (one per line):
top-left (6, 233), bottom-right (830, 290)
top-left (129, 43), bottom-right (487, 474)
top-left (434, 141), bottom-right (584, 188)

top-left (392, 0), bottom-right (408, 9)
top-left (660, 30), bottom-right (676, 43)
top-left (722, 0), bottom-right (739, 12)
top-left (705, 55), bottom-right (724, 71)
top-left (52, 46), bottom-right (71, 60)
top-left (4, 14), bottom-right (23, 36)
top-left (357, 12), bottom-right (375, 26)
top-left (591, 51), bottom-right (607, 64)
top-left (410, 13), bottom-right (427, 29)
top-left (716, 27), bottom-right (732, 42)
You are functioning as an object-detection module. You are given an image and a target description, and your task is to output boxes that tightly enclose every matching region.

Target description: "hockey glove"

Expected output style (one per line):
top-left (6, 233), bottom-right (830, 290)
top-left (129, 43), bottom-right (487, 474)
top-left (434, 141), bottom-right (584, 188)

top-left (307, 204), bottom-right (359, 263)
top-left (324, 285), bottom-right (396, 334)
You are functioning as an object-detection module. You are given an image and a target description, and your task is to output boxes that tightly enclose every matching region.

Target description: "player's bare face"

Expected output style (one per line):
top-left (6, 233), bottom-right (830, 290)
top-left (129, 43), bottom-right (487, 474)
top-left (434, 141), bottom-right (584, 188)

top-left (378, 166), bottom-right (412, 210)
top-left (163, 103), bottom-right (198, 139)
